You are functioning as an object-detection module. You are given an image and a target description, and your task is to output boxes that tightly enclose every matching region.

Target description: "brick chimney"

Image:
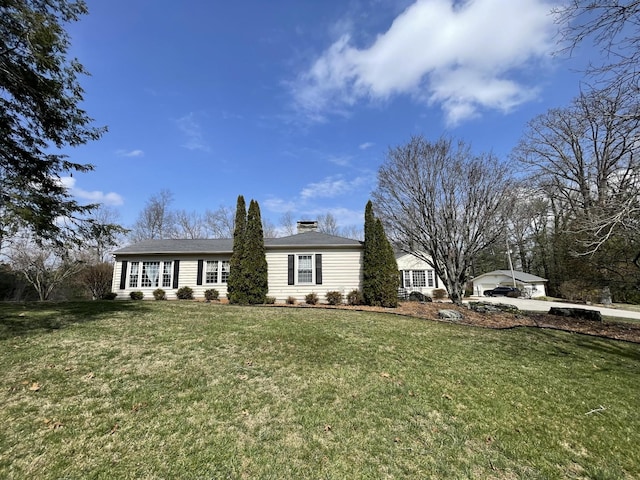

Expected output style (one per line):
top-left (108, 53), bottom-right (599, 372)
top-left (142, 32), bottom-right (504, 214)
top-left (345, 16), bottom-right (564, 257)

top-left (297, 220), bottom-right (318, 234)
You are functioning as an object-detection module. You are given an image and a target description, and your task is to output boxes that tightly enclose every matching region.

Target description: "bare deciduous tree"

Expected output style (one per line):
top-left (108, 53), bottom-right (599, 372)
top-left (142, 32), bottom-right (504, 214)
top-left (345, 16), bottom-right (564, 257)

top-left (79, 262), bottom-right (114, 300)
top-left (130, 189), bottom-right (177, 242)
top-left (204, 205), bottom-right (235, 238)
top-left (278, 212), bottom-right (296, 236)
top-left (512, 88), bottom-right (640, 254)
top-left (317, 213), bottom-right (340, 236)
top-left (373, 136), bottom-right (512, 304)
top-left (554, 1), bottom-right (640, 94)
top-left (9, 238), bottom-right (84, 301)
top-left (175, 209), bottom-right (206, 239)
top-left (339, 224), bottom-right (364, 241)
top-left (78, 205), bottom-right (128, 262)
top-left (262, 217), bottom-right (278, 238)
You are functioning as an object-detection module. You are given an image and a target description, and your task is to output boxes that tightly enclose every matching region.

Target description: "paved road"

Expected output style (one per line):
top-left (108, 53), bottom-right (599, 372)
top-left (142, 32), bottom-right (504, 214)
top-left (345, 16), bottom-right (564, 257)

top-left (466, 296), bottom-right (640, 321)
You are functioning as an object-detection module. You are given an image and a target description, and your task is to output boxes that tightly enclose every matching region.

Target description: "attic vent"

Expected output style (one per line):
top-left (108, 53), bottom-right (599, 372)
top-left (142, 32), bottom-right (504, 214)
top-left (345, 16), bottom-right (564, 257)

top-left (297, 221), bottom-right (318, 233)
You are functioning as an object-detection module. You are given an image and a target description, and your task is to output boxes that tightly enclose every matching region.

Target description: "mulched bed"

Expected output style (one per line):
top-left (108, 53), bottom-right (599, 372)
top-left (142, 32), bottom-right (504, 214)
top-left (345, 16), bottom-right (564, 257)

top-left (297, 301), bottom-right (640, 344)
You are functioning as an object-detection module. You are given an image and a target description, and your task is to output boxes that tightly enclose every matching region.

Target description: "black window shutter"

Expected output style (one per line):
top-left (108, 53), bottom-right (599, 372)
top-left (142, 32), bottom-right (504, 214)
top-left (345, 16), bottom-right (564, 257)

top-left (399, 271), bottom-right (404, 288)
top-left (287, 255), bottom-right (295, 285)
top-left (172, 260), bottom-right (180, 288)
top-left (315, 254), bottom-right (322, 285)
top-left (119, 261), bottom-right (128, 289)
top-left (435, 271), bottom-right (439, 288)
top-left (197, 260), bottom-right (203, 286)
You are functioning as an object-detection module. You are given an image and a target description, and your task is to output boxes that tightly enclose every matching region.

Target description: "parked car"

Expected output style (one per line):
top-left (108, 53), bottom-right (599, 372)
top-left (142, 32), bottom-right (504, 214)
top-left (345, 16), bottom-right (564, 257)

top-left (483, 286), bottom-right (521, 297)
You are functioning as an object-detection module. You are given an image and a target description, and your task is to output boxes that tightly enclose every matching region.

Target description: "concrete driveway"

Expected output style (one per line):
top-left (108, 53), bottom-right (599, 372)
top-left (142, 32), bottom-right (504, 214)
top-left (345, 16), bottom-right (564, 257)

top-left (466, 296), bottom-right (640, 321)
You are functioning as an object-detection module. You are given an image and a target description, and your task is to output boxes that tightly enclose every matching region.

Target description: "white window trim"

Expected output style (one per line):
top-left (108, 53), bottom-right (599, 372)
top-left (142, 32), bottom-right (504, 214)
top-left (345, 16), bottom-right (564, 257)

top-left (296, 254), bottom-right (314, 284)
top-left (129, 262), bottom-right (140, 288)
top-left (129, 260), bottom-right (173, 289)
top-left (205, 260), bottom-right (219, 284)
top-left (205, 260), bottom-right (230, 284)
top-left (412, 270), bottom-right (426, 288)
top-left (402, 269), bottom-right (435, 289)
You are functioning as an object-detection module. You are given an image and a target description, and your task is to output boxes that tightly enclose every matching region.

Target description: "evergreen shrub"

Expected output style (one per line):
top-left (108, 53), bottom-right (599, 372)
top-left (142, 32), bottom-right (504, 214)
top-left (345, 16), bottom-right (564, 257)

top-left (204, 289), bottom-right (219, 301)
top-left (347, 289), bottom-right (364, 305)
top-left (326, 291), bottom-right (343, 305)
top-left (176, 286), bottom-right (194, 300)
top-left (153, 289), bottom-right (166, 300)
top-left (130, 291), bottom-right (143, 300)
top-left (305, 292), bottom-right (319, 305)
top-left (408, 291), bottom-right (431, 302)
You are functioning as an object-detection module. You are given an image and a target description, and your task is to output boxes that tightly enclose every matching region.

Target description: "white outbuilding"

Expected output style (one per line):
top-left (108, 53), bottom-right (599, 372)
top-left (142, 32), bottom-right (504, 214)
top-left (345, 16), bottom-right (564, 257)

top-left (471, 270), bottom-right (548, 298)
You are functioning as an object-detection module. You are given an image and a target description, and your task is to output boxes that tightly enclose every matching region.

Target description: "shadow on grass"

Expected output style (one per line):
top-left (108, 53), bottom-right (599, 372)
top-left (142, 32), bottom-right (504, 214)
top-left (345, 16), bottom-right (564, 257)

top-left (574, 335), bottom-right (640, 362)
top-left (0, 301), bottom-right (151, 340)
top-left (522, 327), bottom-right (640, 362)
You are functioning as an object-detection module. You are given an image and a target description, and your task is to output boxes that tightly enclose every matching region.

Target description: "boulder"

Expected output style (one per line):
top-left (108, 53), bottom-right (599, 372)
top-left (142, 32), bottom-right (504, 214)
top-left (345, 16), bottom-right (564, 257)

top-left (468, 302), bottom-right (519, 314)
top-left (438, 309), bottom-right (464, 321)
top-left (549, 307), bottom-right (602, 322)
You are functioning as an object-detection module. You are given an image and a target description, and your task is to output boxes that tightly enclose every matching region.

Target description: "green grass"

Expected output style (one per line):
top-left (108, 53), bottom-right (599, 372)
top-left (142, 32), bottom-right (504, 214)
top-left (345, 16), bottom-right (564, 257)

top-left (1, 301), bottom-right (639, 479)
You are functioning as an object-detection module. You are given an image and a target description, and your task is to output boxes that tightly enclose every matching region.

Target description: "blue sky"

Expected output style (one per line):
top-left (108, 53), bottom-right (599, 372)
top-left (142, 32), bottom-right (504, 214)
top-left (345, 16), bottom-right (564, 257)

top-left (62, 0), bottom-right (591, 233)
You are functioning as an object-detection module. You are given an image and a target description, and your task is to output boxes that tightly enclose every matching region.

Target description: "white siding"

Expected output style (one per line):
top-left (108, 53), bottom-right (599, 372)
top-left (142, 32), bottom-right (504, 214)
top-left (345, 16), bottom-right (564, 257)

top-left (112, 260), bottom-right (122, 294)
top-left (472, 274), bottom-right (547, 298)
top-left (396, 252), bottom-right (444, 297)
top-left (112, 255), bottom-right (230, 300)
top-left (266, 248), bottom-right (363, 303)
top-left (473, 274), bottom-right (505, 296)
top-left (113, 248), bottom-right (363, 303)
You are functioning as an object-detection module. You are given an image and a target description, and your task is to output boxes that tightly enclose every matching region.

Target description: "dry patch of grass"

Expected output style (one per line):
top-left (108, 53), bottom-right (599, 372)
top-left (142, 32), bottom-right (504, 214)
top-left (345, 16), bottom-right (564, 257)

top-left (0, 301), bottom-right (639, 479)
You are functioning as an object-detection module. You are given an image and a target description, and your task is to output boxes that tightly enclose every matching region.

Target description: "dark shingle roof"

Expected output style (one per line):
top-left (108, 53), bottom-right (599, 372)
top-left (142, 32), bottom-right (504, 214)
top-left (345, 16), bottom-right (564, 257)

top-left (112, 238), bottom-right (234, 255)
top-left (472, 270), bottom-right (547, 283)
top-left (266, 231), bottom-right (362, 248)
top-left (112, 232), bottom-right (362, 256)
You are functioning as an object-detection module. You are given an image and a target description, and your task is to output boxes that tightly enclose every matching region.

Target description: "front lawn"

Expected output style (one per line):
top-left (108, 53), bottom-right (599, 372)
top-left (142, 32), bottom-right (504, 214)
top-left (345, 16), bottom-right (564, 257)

top-left (0, 301), bottom-right (638, 479)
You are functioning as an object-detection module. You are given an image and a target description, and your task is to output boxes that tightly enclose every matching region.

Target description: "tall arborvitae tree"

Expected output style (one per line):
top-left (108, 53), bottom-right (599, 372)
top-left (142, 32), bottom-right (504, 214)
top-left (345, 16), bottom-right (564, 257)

top-left (363, 201), bottom-right (399, 307)
top-left (242, 200), bottom-right (269, 304)
top-left (376, 218), bottom-right (399, 307)
top-left (363, 201), bottom-right (379, 305)
top-left (227, 195), bottom-right (246, 304)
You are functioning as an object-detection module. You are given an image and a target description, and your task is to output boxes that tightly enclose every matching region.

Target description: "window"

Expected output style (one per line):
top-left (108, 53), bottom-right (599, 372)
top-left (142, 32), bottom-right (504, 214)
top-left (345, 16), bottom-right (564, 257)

top-left (412, 270), bottom-right (426, 287)
top-left (141, 261), bottom-right (160, 287)
top-left (298, 255), bottom-right (313, 283)
top-left (288, 254), bottom-right (322, 285)
top-left (402, 269), bottom-right (436, 288)
top-left (129, 262), bottom-right (139, 288)
top-left (129, 260), bottom-right (172, 288)
top-left (204, 260), bottom-right (229, 284)
top-left (162, 261), bottom-right (173, 288)
top-left (221, 261), bottom-right (230, 283)
top-left (206, 261), bottom-right (218, 283)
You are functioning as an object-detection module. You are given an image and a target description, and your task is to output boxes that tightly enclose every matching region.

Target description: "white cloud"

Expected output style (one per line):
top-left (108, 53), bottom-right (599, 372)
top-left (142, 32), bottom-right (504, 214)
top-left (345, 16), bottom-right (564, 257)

top-left (263, 197), bottom-right (298, 213)
top-left (305, 206), bottom-right (364, 227)
top-left (292, 0), bottom-right (556, 125)
top-left (359, 142), bottom-right (374, 150)
top-left (176, 113), bottom-right (211, 152)
top-left (328, 154), bottom-right (352, 166)
top-left (59, 176), bottom-right (124, 206)
top-left (264, 174), bottom-right (374, 222)
top-left (117, 149), bottom-right (144, 157)
top-left (300, 175), bottom-right (371, 200)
